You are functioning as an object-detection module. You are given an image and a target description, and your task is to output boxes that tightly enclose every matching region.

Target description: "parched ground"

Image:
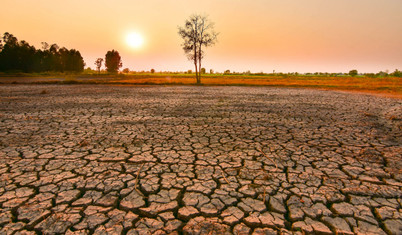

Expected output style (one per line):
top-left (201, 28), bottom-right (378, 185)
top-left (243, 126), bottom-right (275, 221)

top-left (0, 85), bottom-right (401, 234)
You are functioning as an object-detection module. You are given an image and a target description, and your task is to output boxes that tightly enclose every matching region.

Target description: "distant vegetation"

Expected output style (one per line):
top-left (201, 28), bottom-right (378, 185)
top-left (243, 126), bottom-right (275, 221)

top-left (0, 32), bottom-right (401, 81)
top-left (349, 69), bottom-right (358, 77)
top-left (0, 32), bottom-right (85, 73)
top-left (94, 58), bottom-right (103, 75)
top-left (105, 50), bottom-right (122, 73)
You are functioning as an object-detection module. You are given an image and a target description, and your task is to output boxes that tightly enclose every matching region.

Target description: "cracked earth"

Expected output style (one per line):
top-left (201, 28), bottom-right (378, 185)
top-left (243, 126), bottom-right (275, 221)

top-left (0, 85), bottom-right (401, 234)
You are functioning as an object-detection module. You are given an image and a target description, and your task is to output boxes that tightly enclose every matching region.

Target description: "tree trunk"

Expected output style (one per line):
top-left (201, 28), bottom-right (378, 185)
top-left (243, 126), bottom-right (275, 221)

top-left (194, 44), bottom-right (200, 84)
top-left (194, 62), bottom-right (199, 84)
top-left (198, 57), bottom-right (202, 84)
top-left (197, 44), bottom-right (202, 84)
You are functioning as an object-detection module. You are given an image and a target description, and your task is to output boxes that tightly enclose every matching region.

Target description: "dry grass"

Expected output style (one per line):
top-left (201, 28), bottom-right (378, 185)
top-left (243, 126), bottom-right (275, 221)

top-left (258, 148), bottom-right (278, 170)
top-left (78, 139), bottom-right (89, 147)
top-left (221, 171), bottom-right (230, 184)
top-left (107, 75), bottom-right (402, 98)
top-left (1, 74), bottom-right (401, 98)
top-left (134, 163), bottom-right (145, 197)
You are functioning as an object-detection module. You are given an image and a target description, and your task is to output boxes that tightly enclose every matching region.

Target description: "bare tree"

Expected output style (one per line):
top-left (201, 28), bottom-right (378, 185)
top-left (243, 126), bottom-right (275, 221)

top-left (94, 58), bottom-right (103, 74)
top-left (178, 14), bottom-right (218, 84)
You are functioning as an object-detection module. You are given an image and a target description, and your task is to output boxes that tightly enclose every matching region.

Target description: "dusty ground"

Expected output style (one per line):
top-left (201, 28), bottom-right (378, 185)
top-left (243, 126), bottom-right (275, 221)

top-left (0, 85), bottom-right (401, 234)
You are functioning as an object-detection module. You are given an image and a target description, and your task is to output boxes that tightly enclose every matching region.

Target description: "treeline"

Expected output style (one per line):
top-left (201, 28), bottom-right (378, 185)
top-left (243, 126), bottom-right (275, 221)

top-left (0, 32), bottom-right (85, 73)
top-left (219, 70), bottom-right (402, 77)
top-left (174, 70), bottom-right (402, 78)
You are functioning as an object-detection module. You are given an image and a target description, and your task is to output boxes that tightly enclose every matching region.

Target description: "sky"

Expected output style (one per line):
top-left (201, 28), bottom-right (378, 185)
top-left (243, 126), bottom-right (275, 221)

top-left (1, 0), bottom-right (402, 73)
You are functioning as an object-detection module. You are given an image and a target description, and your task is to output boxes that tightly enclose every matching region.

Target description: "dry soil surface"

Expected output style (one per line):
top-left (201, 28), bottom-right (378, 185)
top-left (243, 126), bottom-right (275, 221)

top-left (0, 85), bottom-right (401, 234)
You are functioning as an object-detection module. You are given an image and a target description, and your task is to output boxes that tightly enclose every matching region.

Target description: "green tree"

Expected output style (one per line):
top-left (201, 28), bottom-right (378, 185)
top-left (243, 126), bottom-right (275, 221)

top-left (349, 69), bottom-right (358, 77)
top-left (105, 50), bottom-right (122, 73)
top-left (0, 32), bottom-right (85, 73)
top-left (48, 44), bottom-right (61, 71)
top-left (178, 14), bottom-right (218, 84)
top-left (0, 32), bottom-right (18, 71)
top-left (67, 49), bottom-right (85, 72)
top-left (391, 69), bottom-right (402, 77)
top-left (59, 47), bottom-right (69, 72)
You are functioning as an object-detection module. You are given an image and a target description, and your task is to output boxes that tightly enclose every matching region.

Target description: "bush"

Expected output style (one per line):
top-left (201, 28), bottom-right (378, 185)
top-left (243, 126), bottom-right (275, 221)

top-left (390, 69), bottom-right (402, 77)
top-left (349, 70), bottom-right (358, 77)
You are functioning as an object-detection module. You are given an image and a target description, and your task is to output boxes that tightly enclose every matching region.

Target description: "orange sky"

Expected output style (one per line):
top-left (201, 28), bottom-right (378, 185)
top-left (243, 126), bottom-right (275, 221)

top-left (1, 0), bottom-right (402, 73)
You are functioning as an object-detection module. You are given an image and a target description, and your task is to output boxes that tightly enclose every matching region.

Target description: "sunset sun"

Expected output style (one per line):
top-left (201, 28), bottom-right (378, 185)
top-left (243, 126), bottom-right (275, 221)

top-left (126, 32), bottom-right (144, 49)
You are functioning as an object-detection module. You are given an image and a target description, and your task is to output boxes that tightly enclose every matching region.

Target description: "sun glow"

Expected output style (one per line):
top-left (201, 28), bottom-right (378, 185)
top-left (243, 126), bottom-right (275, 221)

top-left (126, 32), bottom-right (144, 49)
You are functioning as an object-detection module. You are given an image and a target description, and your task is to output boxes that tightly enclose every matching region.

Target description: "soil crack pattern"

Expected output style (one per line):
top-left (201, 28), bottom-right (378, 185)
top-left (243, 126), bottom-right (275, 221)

top-left (0, 85), bottom-right (401, 234)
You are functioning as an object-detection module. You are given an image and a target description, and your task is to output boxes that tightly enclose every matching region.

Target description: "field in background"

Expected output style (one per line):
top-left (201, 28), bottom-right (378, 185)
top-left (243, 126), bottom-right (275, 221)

top-left (0, 73), bottom-right (401, 99)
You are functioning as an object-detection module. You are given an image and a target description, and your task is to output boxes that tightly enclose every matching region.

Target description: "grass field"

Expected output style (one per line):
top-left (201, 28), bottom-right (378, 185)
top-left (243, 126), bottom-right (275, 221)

top-left (1, 73), bottom-right (401, 99)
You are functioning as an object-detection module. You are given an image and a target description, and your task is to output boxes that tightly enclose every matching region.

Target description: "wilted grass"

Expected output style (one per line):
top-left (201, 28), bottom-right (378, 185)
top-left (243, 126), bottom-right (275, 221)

top-left (1, 73), bottom-right (401, 98)
top-left (114, 75), bottom-right (402, 98)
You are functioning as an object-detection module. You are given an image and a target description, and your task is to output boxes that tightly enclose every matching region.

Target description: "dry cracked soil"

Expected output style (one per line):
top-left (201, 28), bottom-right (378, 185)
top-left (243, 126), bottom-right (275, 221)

top-left (0, 85), bottom-right (401, 235)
